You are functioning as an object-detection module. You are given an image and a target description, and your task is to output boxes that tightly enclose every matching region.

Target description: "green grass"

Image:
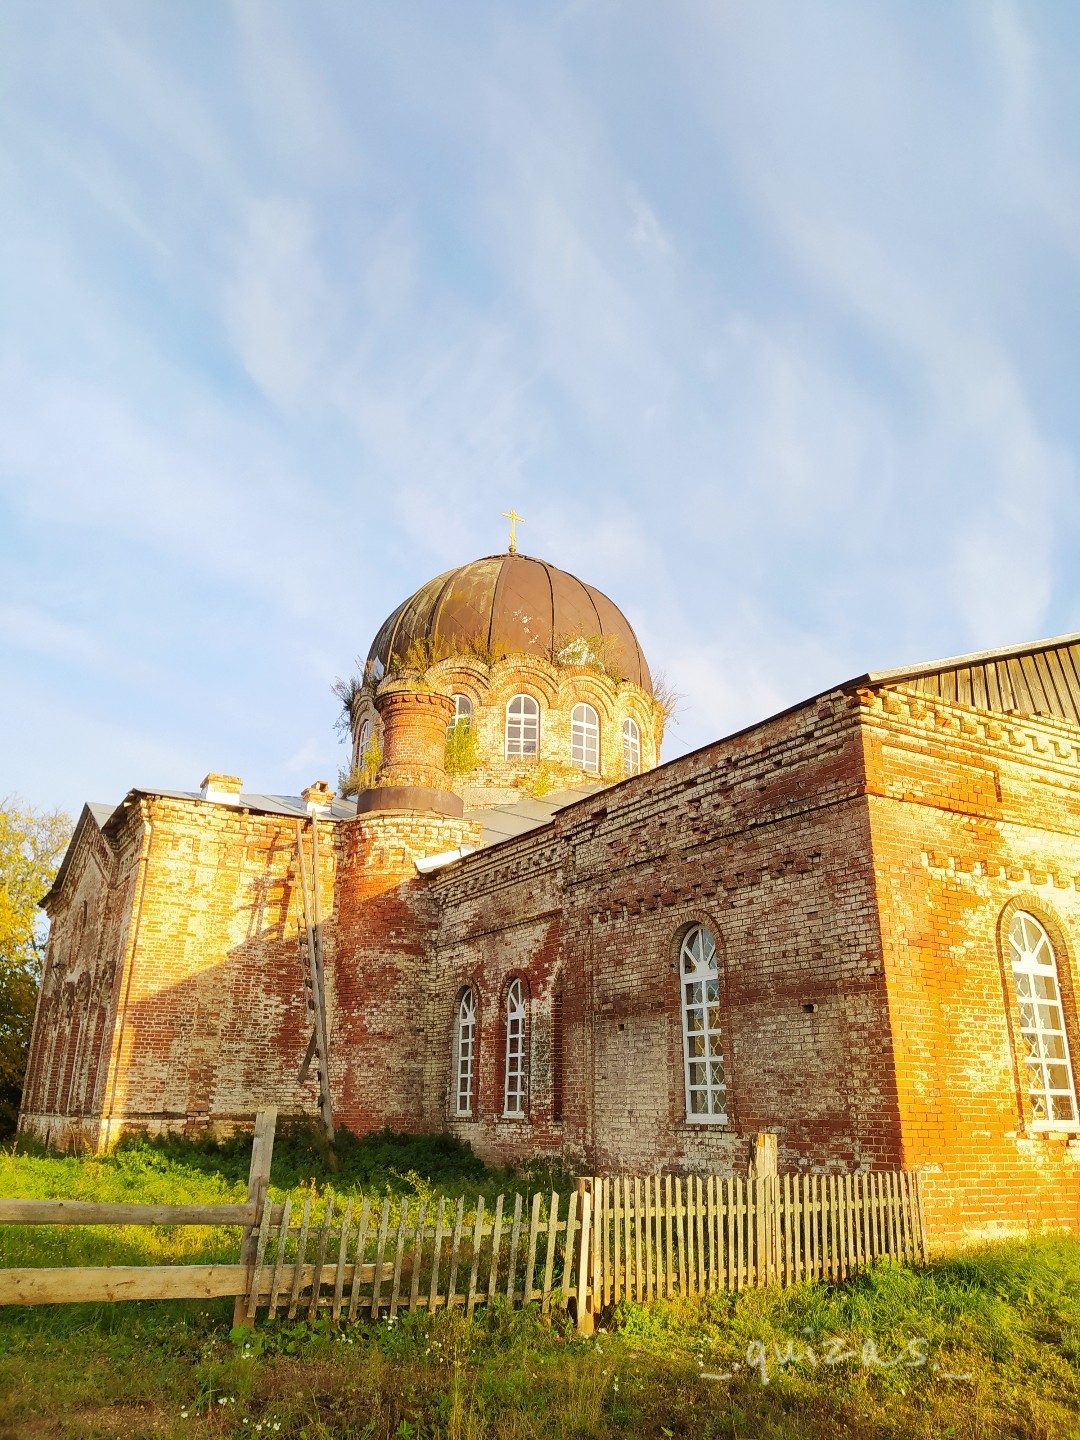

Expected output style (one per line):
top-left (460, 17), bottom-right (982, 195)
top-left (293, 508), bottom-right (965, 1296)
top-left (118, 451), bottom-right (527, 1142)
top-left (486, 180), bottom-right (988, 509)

top-left (1, 1135), bottom-right (1079, 1438)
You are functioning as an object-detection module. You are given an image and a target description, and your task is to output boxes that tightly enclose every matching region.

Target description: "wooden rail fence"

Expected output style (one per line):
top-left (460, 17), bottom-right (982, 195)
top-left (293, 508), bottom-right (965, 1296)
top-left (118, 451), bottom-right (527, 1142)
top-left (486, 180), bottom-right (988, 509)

top-left (0, 1111), bottom-right (927, 1328)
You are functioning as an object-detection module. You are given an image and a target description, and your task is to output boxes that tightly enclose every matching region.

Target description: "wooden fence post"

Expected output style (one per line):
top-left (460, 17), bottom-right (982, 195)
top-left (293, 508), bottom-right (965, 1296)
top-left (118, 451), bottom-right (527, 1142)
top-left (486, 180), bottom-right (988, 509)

top-left (233, 1108), bottom-right (277, 1327)
top-left (575, 1181), bottom-right (594, 1335)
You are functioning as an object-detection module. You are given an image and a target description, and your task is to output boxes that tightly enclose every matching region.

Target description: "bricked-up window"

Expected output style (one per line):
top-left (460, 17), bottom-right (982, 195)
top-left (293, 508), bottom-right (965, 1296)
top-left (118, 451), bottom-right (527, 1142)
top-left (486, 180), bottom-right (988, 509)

top-left (503, 978), bottom-right (527, 1116)
top-left (571, 704), bottom-right (600, 771)
top-left (452, 694), bottom-right (473, 728)
top-left (551, 979), bottom-right (564, 1122)
top-left (622, 718), bottom-right (641, 775)
top-left (455, 989), bottom-right (476, 1116)
top-left (681, 925), bottom-right (727, 1122)
top-left (1010, 912), bottom-right (1078, 1128)
top-left (506, 695), bottom-right (539, 756)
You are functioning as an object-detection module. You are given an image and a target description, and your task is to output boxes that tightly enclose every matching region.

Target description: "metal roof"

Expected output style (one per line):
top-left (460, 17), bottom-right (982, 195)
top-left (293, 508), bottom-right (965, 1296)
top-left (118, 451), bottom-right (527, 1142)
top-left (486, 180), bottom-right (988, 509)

top-left (116, 789), bottom-right (360, 822)
top-left (859, 631), bottom-right (1080, 725)
top-left (464, 783), bottom-right (609, 847)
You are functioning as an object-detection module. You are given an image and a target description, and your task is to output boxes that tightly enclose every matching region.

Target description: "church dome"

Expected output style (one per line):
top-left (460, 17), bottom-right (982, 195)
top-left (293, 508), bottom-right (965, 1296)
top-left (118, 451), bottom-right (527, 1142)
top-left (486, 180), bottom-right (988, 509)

top-left (367, 553), bottom-right (652, 690)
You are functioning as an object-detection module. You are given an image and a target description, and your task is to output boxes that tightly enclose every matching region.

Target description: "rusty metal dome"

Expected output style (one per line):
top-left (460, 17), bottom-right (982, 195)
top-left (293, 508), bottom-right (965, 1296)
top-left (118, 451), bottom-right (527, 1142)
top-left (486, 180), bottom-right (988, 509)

top-left (367, 553), bottom-right (652, 690)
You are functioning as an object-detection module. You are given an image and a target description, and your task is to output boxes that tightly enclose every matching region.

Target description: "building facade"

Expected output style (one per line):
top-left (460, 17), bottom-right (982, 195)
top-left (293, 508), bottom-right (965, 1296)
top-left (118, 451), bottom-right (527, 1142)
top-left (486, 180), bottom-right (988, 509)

top-left (19, 551), bottom-right (1080, 1249)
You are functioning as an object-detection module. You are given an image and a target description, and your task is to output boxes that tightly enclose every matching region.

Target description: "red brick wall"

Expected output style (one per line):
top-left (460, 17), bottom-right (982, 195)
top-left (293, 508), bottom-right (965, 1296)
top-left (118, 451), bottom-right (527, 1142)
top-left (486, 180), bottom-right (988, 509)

top-left (21, 794), bottom-right (483, 1150)
top-left (20, 809), bottom-right (139, 1148)
top-left (329, 809), bottom-right (482, 1135)
top-left (861, 684), bottom-right (1080, 1247)
top-left (429, 692), bottom-right (902, 1180)
top-left (23, 679), bottom-right (1080, 1250)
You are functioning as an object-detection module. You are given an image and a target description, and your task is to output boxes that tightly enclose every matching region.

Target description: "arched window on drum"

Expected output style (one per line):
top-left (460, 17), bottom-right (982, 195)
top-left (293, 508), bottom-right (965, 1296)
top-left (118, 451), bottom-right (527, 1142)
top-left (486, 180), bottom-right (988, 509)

top-left (506, 695), bottom-right (539, 757)
top-left (1009, 911), bottom-right (1078, 1128)
top-left (622, 717), bottom-right (641, 775)
top-left (680, 925), bottom-right (727, 1122)
top-left (451, 694), bottom-right (473, 729)
top-left (357, 720), bottom-right (371, 762)
top-left (571, 703), bottom-right (599, 772)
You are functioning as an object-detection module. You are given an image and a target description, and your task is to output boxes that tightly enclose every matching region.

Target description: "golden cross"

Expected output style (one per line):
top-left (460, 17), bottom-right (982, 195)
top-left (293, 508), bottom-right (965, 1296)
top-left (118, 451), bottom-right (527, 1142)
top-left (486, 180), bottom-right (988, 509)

top-left (502, 508), bottom-right (525, 554)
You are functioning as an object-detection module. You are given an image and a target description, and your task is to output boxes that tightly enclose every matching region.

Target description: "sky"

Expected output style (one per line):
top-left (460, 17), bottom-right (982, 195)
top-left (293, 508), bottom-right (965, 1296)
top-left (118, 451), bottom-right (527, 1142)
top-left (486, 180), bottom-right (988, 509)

top-left (3, 1), bottom-right (1080, 819)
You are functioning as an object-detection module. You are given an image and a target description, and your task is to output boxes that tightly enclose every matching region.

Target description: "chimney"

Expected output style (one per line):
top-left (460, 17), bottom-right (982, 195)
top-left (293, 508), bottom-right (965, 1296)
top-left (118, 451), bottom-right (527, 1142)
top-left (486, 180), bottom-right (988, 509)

top-left (200, 773), bottom-right (243, 805)
top-left (355, 685), bottom-right (463, 818)
top-left (301, 780), bottom-right (335, 813)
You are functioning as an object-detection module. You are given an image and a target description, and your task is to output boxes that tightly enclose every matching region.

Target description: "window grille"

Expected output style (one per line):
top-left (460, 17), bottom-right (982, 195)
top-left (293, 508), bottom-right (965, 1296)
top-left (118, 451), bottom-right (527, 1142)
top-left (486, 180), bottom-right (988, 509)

top-left (504, 979), bottom-right (526, 1117)
top-left (571, 703), bottom-right (600, 772)
top-left (506, 695), bottom-right (539, 756)
top-left (1010, 911), bottom-right (1078, 1128)
top-left (455, 989), bottom-right (476, 1116)
top-left (680, 924), bottom-right (727, 1122)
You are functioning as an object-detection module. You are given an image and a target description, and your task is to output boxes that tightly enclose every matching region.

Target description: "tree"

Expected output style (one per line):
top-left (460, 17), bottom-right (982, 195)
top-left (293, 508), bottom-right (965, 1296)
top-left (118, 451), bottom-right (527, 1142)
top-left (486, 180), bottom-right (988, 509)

top-left (0, 797), bottom-right (72, 1137)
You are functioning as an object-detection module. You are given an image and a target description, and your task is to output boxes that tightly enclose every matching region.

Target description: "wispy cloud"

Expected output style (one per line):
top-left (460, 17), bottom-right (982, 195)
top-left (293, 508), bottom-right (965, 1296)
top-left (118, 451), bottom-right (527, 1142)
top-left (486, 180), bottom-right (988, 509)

top-left (3, 0), bottom-right (1080, 806)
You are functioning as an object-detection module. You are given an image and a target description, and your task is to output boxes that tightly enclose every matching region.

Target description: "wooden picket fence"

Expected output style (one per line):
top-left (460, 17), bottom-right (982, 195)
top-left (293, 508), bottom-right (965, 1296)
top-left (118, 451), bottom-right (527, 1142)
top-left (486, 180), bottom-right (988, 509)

top-left (0, 1111), bottom-right (927, 1328)
top-left (582, 1169), bottom-right (928, 1313)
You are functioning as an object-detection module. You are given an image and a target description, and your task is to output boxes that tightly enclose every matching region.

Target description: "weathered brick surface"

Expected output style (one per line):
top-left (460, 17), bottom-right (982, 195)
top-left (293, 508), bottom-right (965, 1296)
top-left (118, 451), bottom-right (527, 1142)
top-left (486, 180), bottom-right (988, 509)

top-left (329, 809), bottom-right (482, 1134)
top-left (20, 808), bottom-right (140, 1149)
top-left (374, 688), bottom-right (457, 790)
top-left (21, 678), bottom-right (1080, 1251)
top-left (860, 685), bottom-right (1080, 1246)
top-left (20, 793), bottom-right (481, 1151)
top-left (352, 655), bottom-right (664, 805)
top-left (428, 692), bottom-right (900, 1179)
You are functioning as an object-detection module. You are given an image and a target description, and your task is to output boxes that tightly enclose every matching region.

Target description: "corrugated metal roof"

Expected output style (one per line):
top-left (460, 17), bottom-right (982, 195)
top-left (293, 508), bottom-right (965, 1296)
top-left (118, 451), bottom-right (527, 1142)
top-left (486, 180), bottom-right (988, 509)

top-left (464, 783), bottom-right (608, 846)
top-left (862, 631), bottom-right (1080, 725)
top-left (96, 789), bottom-right (360, 829)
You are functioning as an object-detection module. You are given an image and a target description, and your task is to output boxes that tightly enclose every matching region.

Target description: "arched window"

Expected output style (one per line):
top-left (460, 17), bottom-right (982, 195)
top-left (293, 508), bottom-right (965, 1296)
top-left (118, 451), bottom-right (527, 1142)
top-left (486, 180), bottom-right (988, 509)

top-left (506, 695), bottom-right (539, 757)
top-left (571, 703), bottom-right (600, 772)
top-left (452, 694), bottom-right (473, 728)
top-left (622, 718), bottom-right (641, 775)
top-left (680, 925), bottom-right (727, 1122)
top-left (357, 720), bottom-right (371, 760)
top-left (503, 979), bottom-right (526, 1117)
top-left (455, 989), bottom-right (476, 1117)
top-left (1009, 911), bottom-right (1078, 1127)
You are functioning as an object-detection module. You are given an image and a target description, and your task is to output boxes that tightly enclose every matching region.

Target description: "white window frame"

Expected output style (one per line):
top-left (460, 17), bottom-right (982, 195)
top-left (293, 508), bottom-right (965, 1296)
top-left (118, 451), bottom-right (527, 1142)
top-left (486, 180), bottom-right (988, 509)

top-left (506, 694), bottom-right (539, 757)
top-left (455, 988), bottom-right (476, 1117)
top-left (357, 720), bottom-right (371, 760)
top-left (571, 703), bottom-right (600, 772)
top-left (452, 694), bottom-right (473, 728)
top-left (1009, 911), bottom-right (1079, 1130)
top-left (503, 978), bottom-right (526, 1117)
top-left (680, 924), bottom-right (727, 1123)
top-left (622, 717), bottom-right (641, 775)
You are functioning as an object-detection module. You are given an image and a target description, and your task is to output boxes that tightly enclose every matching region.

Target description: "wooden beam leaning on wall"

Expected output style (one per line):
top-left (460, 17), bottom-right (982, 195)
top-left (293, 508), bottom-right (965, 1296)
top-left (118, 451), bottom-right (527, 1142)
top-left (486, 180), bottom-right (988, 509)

top-left (295, 820), bottom-right (335, 1143)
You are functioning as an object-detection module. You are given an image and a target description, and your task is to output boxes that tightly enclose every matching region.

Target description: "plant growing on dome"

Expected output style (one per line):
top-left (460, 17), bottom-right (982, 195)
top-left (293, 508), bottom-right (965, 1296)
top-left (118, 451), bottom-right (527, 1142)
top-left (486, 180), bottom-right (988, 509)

top-left (383, 635), bottom-right (451, 686)
top-left (336, 765), bottom-right (364, 799)
top-left (331, 673), bottom-right (365, 738)
top-left (649, 671), bottom-right (682, 728)
top-left (460, 631), bottom-right (506, 667)
top-left (337, 728), bottom-right (382, 797)
top-left (360, 731), bottom-right (382, 787)
top-left (526, 759), bottom-right (559, 799)
top-left (444, 716), bottom-right (480, 777)
top-left (552, 631), bottom-right (627, 682)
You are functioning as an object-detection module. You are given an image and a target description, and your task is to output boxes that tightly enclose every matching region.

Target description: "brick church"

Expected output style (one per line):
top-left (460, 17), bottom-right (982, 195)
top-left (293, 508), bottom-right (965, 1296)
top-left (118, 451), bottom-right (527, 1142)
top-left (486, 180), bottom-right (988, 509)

top-left (18, 544), bottom-right (1080, 1248)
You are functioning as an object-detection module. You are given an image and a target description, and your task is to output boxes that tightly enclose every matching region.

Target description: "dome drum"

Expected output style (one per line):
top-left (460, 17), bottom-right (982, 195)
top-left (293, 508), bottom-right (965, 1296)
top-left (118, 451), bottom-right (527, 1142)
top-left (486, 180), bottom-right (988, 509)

top-left (351, 552), bottom-right (665, 812)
